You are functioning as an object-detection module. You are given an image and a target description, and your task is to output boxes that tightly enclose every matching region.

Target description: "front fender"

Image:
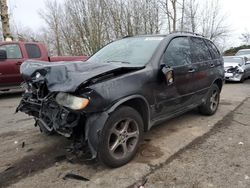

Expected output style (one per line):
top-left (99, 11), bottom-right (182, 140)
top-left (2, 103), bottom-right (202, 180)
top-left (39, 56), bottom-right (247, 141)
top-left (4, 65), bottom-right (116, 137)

top-left (107, 94), bottom-right (150, 114)
top-left (85, 94), bottom-right (150, 158)
top-left (85, 112), bottom-right (109, 158)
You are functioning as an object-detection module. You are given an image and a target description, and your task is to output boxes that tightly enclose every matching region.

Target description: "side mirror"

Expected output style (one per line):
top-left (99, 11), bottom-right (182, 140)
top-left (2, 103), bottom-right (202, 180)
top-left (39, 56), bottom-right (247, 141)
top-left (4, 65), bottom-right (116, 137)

top-left (0, 49), bottom-right (7, 60)
top-left (161, 66), bottom-right (174, 85)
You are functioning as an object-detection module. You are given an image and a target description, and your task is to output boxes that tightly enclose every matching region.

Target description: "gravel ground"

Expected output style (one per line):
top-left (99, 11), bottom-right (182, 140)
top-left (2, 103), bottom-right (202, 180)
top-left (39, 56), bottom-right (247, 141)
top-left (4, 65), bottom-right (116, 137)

top-left (0, 81), bottom-right (250, 188)
top-left (142, 98), bottom-right (250, 188)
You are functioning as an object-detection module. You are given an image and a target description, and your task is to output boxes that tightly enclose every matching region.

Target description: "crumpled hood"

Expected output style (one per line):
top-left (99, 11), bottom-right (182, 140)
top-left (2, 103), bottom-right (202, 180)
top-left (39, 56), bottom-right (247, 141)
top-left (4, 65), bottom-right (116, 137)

top-left (237, 54), bottom-right (250, 59)
top-left (20, 60), bottom-right (144, 92)
top-left (224, 63), bottom-right (240, 69)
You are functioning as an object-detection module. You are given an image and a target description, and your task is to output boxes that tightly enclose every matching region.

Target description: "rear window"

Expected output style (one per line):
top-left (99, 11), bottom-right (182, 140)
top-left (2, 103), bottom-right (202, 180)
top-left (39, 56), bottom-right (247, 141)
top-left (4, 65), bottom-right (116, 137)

top-left (206, 40), bottom-right (220, 59)
top-left (190, 37), bottom-right (212, 63)
top-left (25, 44), bottom-right (41, 58)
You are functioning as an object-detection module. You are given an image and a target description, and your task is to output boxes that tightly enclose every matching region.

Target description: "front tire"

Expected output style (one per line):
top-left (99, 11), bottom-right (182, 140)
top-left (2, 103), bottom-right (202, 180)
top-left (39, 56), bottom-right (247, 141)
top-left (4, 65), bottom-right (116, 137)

top-left (98, 106), bottom-right (143, 168)
top-left (199, 84), bottom-right (220, 116)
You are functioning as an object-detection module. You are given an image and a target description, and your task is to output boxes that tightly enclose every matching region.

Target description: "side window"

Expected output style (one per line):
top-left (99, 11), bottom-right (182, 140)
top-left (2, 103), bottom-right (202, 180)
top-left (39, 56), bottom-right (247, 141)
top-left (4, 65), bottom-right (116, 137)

top-left (25, 44), bottom-right (41, 58)
top-left (0, 44), bottom-right (22, 59)
top-left (206, 40), bottom-right (220, 59)
top-left (190, 37), bottom-right (212, 63)
top-left (163, 37), bottom-right (192, 67)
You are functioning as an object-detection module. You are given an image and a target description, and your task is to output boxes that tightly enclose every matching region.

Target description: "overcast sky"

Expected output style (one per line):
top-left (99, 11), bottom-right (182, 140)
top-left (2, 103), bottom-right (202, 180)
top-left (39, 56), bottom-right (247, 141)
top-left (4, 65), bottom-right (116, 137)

top-left (7, 0), bottom-right (250, 48)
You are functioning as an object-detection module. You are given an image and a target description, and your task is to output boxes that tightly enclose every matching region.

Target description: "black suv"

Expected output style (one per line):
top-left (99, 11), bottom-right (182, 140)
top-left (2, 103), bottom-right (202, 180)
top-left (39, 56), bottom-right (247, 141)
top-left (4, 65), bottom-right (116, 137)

top-left (17, 33), bottom-right (224, 167)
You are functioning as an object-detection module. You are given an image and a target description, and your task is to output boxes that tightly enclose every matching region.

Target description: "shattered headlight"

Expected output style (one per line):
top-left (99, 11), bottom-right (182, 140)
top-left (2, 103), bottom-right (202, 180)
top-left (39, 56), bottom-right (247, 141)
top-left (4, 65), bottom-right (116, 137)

top-left (236, 67), bottom-right (244, 73)
top-left (55, 92), bottom-right (89, 110)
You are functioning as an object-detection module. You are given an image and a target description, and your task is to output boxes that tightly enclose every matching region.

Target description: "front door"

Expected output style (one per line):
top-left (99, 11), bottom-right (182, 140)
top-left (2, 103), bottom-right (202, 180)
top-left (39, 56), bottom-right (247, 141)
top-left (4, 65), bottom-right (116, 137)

top-left (0, 44), bottom-right (24, 87)
top-left (154, 37), bottom-right (196, 118)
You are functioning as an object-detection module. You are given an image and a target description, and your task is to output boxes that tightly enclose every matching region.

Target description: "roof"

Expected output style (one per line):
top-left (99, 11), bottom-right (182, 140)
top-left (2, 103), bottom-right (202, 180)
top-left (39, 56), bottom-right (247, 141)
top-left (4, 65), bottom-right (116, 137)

top-left (238, 49), bottom-right (250, 51)
top-left (0, 41), bottom-right (43, 45)
top-left (124, 31), bottom-right (205, 39)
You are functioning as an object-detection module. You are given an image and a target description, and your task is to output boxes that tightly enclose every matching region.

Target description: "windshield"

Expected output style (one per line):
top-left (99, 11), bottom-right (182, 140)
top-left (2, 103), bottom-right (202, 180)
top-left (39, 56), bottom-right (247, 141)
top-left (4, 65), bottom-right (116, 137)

top-left (235, 50), bottom-right (250, 56)
top-left (88, 37), bottom-right (164, 65)
top-left (223, 57), bottom-right (244, 65)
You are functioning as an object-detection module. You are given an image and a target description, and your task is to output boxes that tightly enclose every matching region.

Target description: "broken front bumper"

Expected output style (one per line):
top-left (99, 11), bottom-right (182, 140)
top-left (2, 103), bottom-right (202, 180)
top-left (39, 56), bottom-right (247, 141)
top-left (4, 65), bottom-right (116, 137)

top-left (17, 94), bottom-right (81, 137)
top-left (225, 72), bottom-right (244, 82)
top-left (17, 92), bottom-right (109, 159)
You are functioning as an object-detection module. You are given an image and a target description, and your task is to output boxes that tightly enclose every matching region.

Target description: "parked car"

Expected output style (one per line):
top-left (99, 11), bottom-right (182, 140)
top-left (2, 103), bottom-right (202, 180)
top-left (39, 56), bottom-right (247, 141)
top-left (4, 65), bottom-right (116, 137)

top-left (16, 33), bottom-right (224, 167)
top-left (223, 56), bottom-right (250, 82)
top-left (0, 41), bottom-right (88, 91)
top-left (235, 49), bottom-right (250, 59)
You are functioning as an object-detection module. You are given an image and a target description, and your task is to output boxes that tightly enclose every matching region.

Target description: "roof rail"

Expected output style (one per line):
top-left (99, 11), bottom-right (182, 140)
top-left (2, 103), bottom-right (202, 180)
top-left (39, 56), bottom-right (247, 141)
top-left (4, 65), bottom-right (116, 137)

top-left (171, 31), bottom-right (204, 37)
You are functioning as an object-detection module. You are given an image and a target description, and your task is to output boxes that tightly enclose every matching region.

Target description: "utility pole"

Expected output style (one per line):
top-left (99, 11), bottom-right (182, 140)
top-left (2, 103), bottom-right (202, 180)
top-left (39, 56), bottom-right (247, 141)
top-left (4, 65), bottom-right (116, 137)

top-left (0, 0), bottom-right (12, 41)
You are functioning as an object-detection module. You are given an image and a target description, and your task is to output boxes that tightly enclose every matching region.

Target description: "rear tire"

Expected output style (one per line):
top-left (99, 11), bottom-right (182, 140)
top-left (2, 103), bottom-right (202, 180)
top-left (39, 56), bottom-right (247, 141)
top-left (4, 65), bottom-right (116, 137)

top-left (199, 84), bottom-right (220, 116)
top-left (98, 106), bottom-right (143, 168)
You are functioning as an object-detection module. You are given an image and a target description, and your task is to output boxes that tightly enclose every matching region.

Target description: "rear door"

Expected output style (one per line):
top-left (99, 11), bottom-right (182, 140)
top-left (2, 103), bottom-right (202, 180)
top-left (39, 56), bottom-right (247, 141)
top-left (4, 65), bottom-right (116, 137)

top-left (189, 37), bottom-right (213, 102)
top-left (0, 44), bottom-right (24, 87)
top-left (205, 40), bottom-right (222, 82)
top-left (154, 37), bottom-right (196, 117)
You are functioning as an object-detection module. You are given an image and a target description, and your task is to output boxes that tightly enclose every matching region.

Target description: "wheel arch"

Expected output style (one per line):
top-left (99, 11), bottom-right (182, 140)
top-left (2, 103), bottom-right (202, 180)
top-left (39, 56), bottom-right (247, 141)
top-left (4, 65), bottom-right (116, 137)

top-left (212, 78), bottom-right (223, 91)
top-left (107, 95), bottom-right (150, 132)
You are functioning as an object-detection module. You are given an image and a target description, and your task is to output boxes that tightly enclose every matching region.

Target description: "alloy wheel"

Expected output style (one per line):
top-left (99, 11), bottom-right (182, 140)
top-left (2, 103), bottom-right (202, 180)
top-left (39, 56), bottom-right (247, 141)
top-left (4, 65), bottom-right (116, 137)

top-left (108, 118), bottom-right (139, 159)
top-left (210, 90), bottom-right (219, 112)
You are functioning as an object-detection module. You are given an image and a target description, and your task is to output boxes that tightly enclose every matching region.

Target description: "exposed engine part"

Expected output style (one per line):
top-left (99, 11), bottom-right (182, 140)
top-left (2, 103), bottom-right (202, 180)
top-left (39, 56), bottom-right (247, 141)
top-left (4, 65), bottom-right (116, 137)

top-left (224, 65), bottom-right (245, 82)
top-left (37, 118), bottom-right (53, 132)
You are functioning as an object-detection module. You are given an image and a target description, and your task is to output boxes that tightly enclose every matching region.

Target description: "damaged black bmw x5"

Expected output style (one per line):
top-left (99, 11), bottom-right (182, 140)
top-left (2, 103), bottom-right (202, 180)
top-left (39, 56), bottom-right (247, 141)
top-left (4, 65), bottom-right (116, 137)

top-left (17, 32), bottom-right (224, 167)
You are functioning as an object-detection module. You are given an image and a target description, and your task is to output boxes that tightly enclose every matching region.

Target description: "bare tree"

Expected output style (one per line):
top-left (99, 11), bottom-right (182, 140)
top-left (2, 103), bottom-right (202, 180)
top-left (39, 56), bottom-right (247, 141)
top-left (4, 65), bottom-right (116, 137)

top-left (35, 0), bottom-right (229, 55)
top-left (180, 0), bottom-right (185, 31)
top-left (160, 0), bottom-right (178, 32)
top-left (199, 0), bottom-right (229, 43)
top-left (183, 0), bottom-right (198, 32)
top-left (37, 0), bottom-right (162, 55)
top-left (39, 0), bottom-right (63, 56)
top-left (240, 31), bottom-right (250, 45)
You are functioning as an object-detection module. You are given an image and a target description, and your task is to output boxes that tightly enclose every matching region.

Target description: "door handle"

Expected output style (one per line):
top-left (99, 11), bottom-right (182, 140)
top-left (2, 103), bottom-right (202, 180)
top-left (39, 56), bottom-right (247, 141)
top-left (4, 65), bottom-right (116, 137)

top-left (188, 68), bottom-right (196, 73)
top-left (16, 61), bottom-right (22, 65)
top-left (210, 63), bottom-right (215, 68)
